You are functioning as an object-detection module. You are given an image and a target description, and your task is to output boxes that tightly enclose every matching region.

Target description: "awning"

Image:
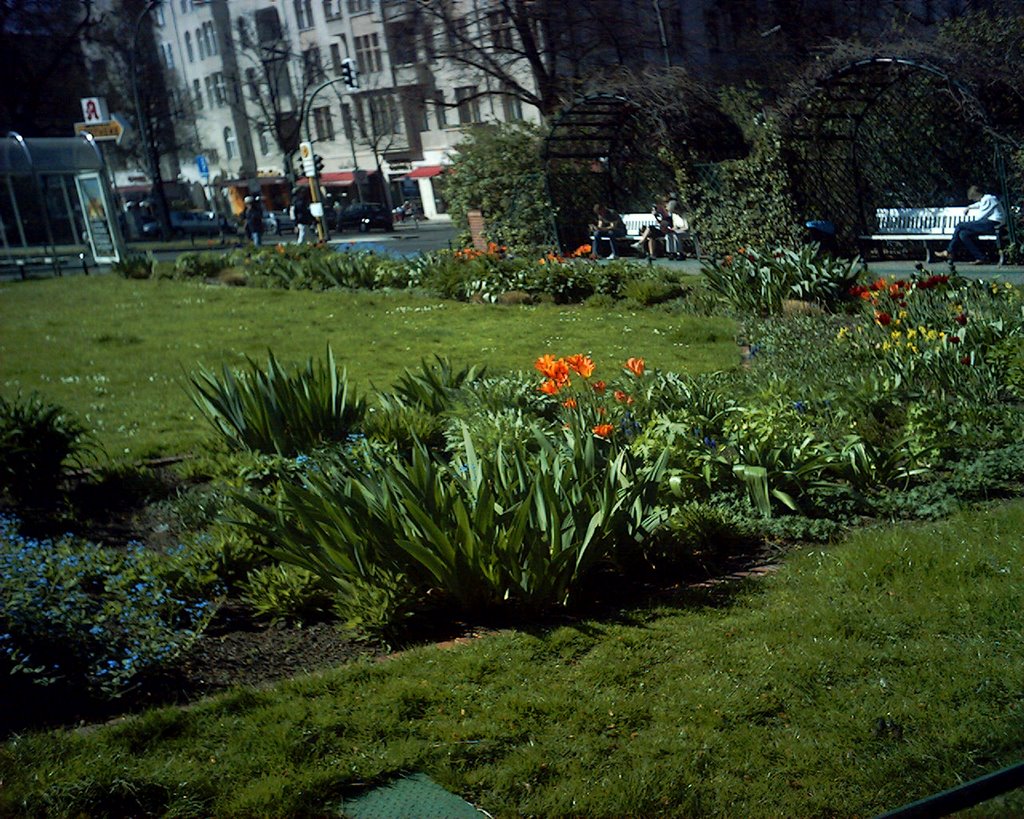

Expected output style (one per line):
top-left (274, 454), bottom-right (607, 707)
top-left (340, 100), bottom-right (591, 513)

top-left (116, 184), bottom-right (152, 194)
top-left (297, 171), bottom-right (377, 186)
top-left (216, 176), bottom-right (288, 188)
top-left (404, 165), bottom-right (446, 179)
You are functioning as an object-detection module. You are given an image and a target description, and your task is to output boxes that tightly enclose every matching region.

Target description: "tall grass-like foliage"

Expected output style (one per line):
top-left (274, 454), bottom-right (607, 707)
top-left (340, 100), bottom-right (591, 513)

top-left (239, 423), bottom-right (667, 616)
top-left (701, 244), bottom-right (861, 315)
top-left (0, 393), bottom-right (93, 507)
top-left (188, 346), bottom-right (365, 456)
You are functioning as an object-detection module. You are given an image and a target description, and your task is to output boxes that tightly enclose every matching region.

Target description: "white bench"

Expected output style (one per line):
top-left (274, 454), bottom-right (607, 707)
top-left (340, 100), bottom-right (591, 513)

top-left (859, 207), bottom-right (1006, 265)
top-left (618, 212), bottom-right (700, 259)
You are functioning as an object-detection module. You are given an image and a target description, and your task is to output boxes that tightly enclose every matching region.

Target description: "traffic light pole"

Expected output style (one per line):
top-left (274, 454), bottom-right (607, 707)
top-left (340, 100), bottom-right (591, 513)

top-left (301, 63), bottom-right (360, 243)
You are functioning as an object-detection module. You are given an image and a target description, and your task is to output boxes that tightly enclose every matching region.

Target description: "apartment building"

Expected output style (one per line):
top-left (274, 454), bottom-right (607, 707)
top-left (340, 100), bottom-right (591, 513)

top-left (143, 0), bottom-right (541, 218)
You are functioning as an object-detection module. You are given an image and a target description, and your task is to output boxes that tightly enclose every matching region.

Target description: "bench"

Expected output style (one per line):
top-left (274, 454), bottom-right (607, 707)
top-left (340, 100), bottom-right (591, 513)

top-left (859, 207), bottom-right (1006, 265)
top-left (612, 213), bottom-right (700, 259)
top-left (0, 253), bottom-right (90, 280)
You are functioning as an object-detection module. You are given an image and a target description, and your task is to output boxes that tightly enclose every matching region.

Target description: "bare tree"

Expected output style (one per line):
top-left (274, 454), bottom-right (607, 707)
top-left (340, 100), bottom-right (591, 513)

top-left (0, 0), bottom-right (96, 134)
top-left (234, 8), bottom-right (327, 179)
top-left (412, 0), bottom-right (660, 118)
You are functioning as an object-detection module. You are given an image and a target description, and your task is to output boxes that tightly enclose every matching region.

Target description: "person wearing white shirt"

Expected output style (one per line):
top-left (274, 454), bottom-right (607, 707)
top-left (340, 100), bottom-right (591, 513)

top-left (935, 185), bottom-right (1006, 264)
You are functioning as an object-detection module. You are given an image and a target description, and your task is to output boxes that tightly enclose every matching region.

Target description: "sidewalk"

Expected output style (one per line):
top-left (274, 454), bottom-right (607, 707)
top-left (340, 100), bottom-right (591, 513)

top-left (634, 255), bottom-right (1024, 284)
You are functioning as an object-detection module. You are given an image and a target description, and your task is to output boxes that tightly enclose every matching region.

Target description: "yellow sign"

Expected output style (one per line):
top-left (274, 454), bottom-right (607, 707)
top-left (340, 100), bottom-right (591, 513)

top-left (74, 118), bottom-right (126, 143)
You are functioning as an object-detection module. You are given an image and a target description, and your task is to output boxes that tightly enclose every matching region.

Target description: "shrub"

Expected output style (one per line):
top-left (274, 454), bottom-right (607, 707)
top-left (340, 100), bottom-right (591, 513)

top-left (188, 346), bottom-right (365, 456)
top-left (0, 516), bottom-right (216, 696)
top-left (174, 252), bottom-right (230, 280)
top-left (701, 244), bottom-right (861, 315)
top-left (240, 563), bottom-right (336, 623)
top-left (112, 253), bottom-right (155, 279)
top-left (0, 392), bottom-right (93, 508)
top-left (237, 423), bottom-right (668, 618)
top-left (443, 122), bottom-right (552, 252)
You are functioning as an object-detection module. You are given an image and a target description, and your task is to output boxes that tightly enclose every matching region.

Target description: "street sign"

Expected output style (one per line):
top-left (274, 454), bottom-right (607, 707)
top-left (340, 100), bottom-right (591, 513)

top-left (196, 154), bottom-right (210, 183)
top-left (74, 113), bottom-right (129, 145)
top-left (299, 141), bottom-right (317, 177)
top-left (81, 97), bottom-right (109, 124)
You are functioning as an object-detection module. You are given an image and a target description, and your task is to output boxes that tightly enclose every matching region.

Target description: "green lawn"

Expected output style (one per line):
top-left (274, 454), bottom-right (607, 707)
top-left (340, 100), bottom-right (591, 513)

top-left (0, 275), bottom-right (736, 459)
top-left (2, 501), bottom-right (1021, 816)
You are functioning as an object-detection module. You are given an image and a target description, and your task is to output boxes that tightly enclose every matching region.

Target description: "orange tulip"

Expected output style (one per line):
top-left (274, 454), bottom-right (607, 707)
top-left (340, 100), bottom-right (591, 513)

top-left (534, 354), bottom-right (560, 378)
top-left (613, 390), bottom-right (634, 405)
top-left (592, 423), bottom-right (614, 438)
top-left (539, 379), bottom-right (560, 395)
top-left (562, 397), bottom-right (578, 409)
top-left (566, 354), bottom-right (595, 378)
top-left (625, 357), bottom-right (645, 376)
top-left (592, 380), bottom-right (607, 394)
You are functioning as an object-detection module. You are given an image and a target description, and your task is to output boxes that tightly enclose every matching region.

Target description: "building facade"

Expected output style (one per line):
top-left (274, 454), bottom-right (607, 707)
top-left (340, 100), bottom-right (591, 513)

top-left (140, 0), bottom-right (542, 218)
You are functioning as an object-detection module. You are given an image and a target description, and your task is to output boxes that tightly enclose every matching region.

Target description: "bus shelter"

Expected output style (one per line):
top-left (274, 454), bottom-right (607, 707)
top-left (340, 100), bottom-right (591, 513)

top-left (1, 132), bottom-right (126, 277)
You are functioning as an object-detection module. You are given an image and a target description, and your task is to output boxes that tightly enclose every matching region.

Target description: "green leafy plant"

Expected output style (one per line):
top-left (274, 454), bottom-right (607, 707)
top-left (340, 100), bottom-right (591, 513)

top-left (701, 244), bottom-right (861, 315)
top-left (240, 563), bottom-right (336, 623)
top-left (187, 346), bottom-right (365, 456)
top-left (174, 252), bottom-right (230, 280)
top-left (0, 516), bottom-right (216, 696)
top-left (237, 423), bottom-right (668, 618)
top-left (0, 392), bottom-right (94, 508)
top-left (111, 253), bottom-right (155, 279)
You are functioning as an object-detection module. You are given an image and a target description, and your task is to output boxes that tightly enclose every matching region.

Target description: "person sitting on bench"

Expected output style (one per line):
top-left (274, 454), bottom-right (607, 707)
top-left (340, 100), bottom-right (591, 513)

top-left (935, 184), bottom-right (1005, 265)
top-left (589, 204), bottom-right (626, 260)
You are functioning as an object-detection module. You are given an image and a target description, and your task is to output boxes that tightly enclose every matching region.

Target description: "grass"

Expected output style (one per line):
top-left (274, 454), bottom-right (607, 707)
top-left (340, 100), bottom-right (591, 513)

top-left (0, 275), bottom-right (736, 460)
top-left (1, 501), bottom-right (1021, 816)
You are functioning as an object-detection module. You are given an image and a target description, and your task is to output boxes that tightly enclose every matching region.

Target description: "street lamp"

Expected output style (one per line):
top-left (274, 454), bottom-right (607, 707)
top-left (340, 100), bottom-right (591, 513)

top-left (129, 0), bottom-right (172, 240)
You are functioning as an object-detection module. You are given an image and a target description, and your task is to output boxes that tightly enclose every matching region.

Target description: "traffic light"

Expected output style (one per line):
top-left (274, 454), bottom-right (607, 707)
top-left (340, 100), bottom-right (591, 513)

top-left (314, 154), bottom-right (325, 175)
top-left (341, 57), bottom-right (359, 91)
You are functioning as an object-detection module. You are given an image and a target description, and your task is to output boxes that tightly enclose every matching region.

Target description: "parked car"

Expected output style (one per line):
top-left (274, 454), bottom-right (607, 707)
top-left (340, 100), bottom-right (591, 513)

top-left (264, 209), bottom-right (296, 235)
top-left (332, 202), bottom-right (394, 233)
top-left (141, 210), bottom-right (236, 239)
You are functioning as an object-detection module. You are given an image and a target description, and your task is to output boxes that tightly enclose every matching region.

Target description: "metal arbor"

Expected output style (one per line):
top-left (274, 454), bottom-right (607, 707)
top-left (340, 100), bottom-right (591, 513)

top-left (783, 56), bottom-right (1020, 255)
top-left (543, 91), bottom-right (746, 254)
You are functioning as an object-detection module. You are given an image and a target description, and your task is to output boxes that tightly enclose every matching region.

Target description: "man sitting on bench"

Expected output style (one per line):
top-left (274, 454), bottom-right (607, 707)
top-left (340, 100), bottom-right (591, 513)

top-left (935, 184), bottom-right (1006, 265)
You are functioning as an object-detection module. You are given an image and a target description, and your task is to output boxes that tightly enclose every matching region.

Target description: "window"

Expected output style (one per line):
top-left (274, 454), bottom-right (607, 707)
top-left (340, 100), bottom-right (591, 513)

top-left (329, 43), bottom-right (342, 75)
top-left (180, 0), bottom-right (188, 14)
top-left (224, 127), bottom-right (237, 161)
top-left (455, 86), bottom-right (480, 125)
top-left (258, 130), bottom-right (271, 155)
top-left (205, 22), bottom-right (219, 55)
top-left (213, 72), bottom-right (227, 107)
top-left (255, 8), bottom-right (282, 42)
top-left (502, 92), bottom-right (522, 122)
top-left (434, 90), bottom-right (447, 129)
top-left (488, 10), bottom-right (512, 49)
top-left (205, 76), bottom-right (215, 109)
top-left (354, 33), bottom-right (381, 74)
top-left (160, 42), bottom-right (174, 69)
top-left (196, 27), bottom-right (206, 59)
top-left (341, 103), bottom-right (354, 139)
top-left (294, 0), bottom-right (313, 30)
top-left (388, 21), bottom-right (416, 64)
top-left (303, 46), bottom-right (323, 84)
top-left (192, 79), bottom-right (203, 110)
top-left (422, 23), bottom-right (435, 61)
top-left (347, 0), bottom-right (371, 12)
top-left (236, 17), bottom-right (251, 49)
top-left (155, 4), bottom-right (165, 26)
top-left (184, 31), bottom-right (193, 62)
top-left (323, 0), bottom-right (338, 19)
top-left (245, 67), bottom-right (259, 100)
top-left (314, 106), bottom-right (335, 141)
top-left (366, 95), bottom-right (401, 136)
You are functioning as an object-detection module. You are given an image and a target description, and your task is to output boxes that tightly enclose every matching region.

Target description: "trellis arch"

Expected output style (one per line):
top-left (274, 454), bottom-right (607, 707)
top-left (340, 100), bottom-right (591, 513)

top-left (783, 55), bottom-right (1019, 254)
top-left (543, 87), bottom-right (746, 253)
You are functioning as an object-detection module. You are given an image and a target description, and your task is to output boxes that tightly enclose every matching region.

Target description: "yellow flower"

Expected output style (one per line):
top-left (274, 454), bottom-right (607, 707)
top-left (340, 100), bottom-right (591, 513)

top-left (906, 328), bottom-right (917, 340)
